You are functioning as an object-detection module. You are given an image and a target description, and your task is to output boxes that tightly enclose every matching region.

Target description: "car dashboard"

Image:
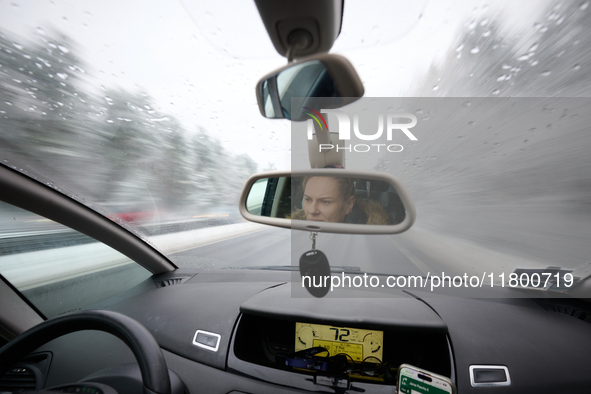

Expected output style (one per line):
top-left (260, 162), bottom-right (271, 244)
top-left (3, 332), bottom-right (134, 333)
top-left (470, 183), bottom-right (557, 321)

top-left (5, 268), bottom-right (591, 394)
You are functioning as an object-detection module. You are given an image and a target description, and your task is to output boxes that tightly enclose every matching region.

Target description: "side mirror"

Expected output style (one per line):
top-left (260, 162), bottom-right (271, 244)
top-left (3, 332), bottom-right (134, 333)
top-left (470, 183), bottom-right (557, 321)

top-left (256, 54), bottom-right (364, 121)
top-left (240, 170), bottom-right (416, 234)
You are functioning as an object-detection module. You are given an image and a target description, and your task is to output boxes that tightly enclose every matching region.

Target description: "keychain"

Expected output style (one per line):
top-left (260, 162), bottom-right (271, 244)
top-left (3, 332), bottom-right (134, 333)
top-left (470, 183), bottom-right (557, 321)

top-left (299, 232), bottom-right (331, 297)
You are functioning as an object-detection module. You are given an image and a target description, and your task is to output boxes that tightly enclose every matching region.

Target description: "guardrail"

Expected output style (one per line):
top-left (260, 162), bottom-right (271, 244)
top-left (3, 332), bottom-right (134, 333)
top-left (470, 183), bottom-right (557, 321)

top-left (0, 222), bottom-right (267, 290)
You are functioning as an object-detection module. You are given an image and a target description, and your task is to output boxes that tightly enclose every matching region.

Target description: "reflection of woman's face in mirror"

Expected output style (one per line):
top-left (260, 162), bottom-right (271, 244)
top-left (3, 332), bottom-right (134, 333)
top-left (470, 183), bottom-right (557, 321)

top-left (303, 177), bottom-right (355, 223)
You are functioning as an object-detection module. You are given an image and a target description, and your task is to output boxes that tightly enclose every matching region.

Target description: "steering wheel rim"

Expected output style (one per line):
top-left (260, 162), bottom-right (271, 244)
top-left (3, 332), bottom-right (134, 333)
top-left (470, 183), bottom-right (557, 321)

top-left (0, 309), bottom-right (171, 394)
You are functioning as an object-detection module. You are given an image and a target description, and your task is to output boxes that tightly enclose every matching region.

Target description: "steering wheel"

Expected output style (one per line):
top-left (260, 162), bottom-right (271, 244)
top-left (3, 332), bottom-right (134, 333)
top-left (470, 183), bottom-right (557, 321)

top-left (0, 309), bottom-right (171, 394)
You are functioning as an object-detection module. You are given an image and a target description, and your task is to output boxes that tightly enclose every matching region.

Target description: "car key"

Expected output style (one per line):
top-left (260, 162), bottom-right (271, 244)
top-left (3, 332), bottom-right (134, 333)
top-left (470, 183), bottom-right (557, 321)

top-left (299, 249), bottom-right (331, 298)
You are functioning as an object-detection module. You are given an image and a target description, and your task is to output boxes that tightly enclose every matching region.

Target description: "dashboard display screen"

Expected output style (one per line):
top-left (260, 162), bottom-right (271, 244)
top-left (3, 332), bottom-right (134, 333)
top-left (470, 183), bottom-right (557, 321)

top-left (295, 322), bottom-right (383, 363)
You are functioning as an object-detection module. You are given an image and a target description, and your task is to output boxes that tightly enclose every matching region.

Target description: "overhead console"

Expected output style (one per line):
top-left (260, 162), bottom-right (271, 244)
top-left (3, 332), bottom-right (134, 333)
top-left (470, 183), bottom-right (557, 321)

top-left (228, 284), bottom-right (453, 391)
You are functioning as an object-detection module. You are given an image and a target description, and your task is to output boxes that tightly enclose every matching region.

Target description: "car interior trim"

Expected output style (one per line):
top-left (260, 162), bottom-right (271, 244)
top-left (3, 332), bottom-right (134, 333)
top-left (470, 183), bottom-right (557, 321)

top-left (0, 275), bottom-right (44, 339)
top-left (192, 330), bottom-right (221, 352)
top-left (469, 365), bottom-right (511, 387)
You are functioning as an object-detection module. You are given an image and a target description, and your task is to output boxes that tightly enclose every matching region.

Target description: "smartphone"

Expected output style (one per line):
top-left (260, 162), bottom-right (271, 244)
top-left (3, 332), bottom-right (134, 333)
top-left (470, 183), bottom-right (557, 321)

top-left (397, 364), bottom-right (456, 394)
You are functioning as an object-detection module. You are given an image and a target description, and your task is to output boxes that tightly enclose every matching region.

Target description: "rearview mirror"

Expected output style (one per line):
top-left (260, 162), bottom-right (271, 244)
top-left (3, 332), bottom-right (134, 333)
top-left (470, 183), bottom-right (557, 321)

top-left (256, 54), bottom-right (364, 120)
top-left (240, 170), bottom-right (416, 234)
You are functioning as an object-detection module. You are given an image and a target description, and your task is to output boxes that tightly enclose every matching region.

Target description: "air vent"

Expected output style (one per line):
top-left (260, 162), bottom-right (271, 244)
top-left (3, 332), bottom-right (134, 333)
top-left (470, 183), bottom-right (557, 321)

top-left (0, 352), bottom-right (51, 392)
top-left (533, 299), bottom-right (591, 324)
top-left (0, 365), bottom-right (38, 392)
top-left (550, 305), bottom-right (590, 322)
top-left (153, 273), bottom-right (194, 288)
top-left (160, 278), bottom-right (185, 287)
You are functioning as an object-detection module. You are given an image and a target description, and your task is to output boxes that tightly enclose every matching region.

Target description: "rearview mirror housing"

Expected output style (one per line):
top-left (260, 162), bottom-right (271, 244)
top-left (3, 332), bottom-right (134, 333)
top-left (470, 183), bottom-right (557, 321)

top-left (256, 54), bottom-right (364, 120)
top-left (239, 170), bottom-right (416, 234)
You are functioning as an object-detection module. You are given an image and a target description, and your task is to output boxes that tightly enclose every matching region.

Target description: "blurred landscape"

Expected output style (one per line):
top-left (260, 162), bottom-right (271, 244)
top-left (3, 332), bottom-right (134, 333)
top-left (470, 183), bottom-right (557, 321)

top-left (384, 1), bottom-right (591, 275)
top-left (0, 27), bottom-right (260, 227)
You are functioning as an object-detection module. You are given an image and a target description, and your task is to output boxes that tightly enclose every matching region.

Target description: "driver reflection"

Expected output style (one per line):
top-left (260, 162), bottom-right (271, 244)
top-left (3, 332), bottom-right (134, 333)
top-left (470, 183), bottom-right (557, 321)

top-left (291, 176), bottom-right (390, 224)
top-left (303, 176), bottom-right (355, 223)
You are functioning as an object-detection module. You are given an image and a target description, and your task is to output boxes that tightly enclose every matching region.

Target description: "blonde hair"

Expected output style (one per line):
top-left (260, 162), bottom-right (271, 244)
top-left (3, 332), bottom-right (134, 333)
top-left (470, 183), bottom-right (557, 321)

top-left (301, 176), bottom-right (355, 201)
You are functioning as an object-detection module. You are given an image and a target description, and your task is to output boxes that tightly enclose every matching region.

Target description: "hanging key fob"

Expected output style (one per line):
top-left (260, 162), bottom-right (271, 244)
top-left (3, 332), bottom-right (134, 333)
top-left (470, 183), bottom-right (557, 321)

top-left (299, 249), bottom-right (331, 298)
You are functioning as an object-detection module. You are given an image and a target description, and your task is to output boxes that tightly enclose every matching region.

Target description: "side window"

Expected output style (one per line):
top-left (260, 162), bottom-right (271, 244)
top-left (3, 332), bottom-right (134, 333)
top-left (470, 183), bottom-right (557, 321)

top-left (0, 201), bottom-right (152, 318)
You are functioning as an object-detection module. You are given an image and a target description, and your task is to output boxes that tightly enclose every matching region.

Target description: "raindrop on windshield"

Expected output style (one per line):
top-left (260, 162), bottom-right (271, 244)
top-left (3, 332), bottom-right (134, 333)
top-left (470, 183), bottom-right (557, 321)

top-left (540, 70), bottom-right (551, 76)
top-left (149, 116), bottom-right (169, 122)
top-left (548, 10), bottom-right (561, 21)
top-left (470, 47), bottom-right (480, 54)
top-left (492, 89), bottom-right (500, 96)
top-left (37, 57), bottom-right (52, 67)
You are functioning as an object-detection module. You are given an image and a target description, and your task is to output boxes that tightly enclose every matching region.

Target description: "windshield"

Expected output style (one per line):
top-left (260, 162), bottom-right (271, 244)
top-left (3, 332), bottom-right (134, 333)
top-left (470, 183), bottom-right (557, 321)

top-left (0, 0), bottom-right (289, 263)
top-left (1, 0), bottom-right (590, 301)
